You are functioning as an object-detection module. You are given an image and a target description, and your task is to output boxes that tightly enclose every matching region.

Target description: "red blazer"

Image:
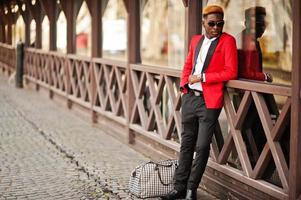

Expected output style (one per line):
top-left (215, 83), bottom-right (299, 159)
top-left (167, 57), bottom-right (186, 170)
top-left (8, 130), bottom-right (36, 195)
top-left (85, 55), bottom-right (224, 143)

top-left (180, 33), bottom-right (238, 109)
top-left (237, 33), bottom-right (265, 81)
top-left (238, 49), bottom-right (265, 81)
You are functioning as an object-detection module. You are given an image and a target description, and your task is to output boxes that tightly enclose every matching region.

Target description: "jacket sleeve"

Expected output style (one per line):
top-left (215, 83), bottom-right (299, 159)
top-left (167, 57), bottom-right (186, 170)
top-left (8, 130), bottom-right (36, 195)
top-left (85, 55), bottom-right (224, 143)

top-left (180, 38), bottom-right (194, 91)
top-left (205, 37), bottom-right (238, 83)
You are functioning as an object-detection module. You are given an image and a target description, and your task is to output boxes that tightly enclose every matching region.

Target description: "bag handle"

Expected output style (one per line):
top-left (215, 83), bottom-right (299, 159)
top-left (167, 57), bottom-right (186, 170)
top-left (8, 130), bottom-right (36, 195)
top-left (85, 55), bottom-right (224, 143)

top-left (154, 163), bottom-right (176, 186)
top-left (148, 160), bottom-right (175, 167)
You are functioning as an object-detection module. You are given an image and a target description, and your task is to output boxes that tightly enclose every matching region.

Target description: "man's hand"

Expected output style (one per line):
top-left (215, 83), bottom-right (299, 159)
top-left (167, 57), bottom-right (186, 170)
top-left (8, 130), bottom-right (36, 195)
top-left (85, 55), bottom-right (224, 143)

top-left (188, 74), bottom-right (202, 84)
top-left (266, 73), bottom-right (273, 82)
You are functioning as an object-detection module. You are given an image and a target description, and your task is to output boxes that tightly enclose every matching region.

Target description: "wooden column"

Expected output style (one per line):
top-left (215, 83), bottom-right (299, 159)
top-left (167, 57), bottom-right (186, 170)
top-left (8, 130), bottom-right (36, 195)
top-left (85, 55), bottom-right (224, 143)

top-left (26, 0), bottom-right (45, 49)
top-left (4, 10), bottom-right (19, 45)
top-left (183, 0), bottom-right (202, 54)
top-left (24, 16), bottom-right (31, 47)
top-left (17, 0), bottom-right (32, 47)
top-left (0, 3), bottom-right (10, 45)
top-left (35, 17), bottom-right (42, 48)
top-left (0, 2), bottom-right (7, 43)
top-left (123, 0), bottom-right (141, 144)
top-left (0, 23), bottom-right (5, 43)
top-left (289, 0), bottom-right (301, 199)
top-left (40, 0), bottom-right (60, 51)
top-left (6, 24), bottom-right (12, 44)
top-left (85, 0), bottom-right (108, 57)
top-left (60, 0), bottom-right (83, 54)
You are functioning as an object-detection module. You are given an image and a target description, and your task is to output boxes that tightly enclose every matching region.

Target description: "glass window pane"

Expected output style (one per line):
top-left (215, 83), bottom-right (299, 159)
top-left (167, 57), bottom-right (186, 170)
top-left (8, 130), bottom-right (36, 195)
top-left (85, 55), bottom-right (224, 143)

top-left (103, 0), bottom-right (127, 61)
top-left (76, 2), bottom-right (91, 57)
top-left (57, 12), bottom-right (67, 53)
top-left (30, 20), bottom-right (36, 46)
top-left (14, 16), bottom-right (25, 45)
top-left (141, 0), bottom-right (185, 68)
top-left (207, 0), bottom-right (292, 86)
top-left (42, 16), bottom-right (49, 50)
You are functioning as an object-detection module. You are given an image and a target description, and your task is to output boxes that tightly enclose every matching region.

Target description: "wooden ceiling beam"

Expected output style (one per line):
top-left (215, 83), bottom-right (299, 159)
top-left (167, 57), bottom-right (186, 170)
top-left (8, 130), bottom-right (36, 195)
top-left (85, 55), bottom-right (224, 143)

top-left (40, 0), bottom-right (60, 21)
top-left (16, 0), bottom-right (31, 46)
top-left (85, 0), bottom-right (108, 17)
top-left (59, 0), bottom-right (83, 53)
top-left (23, 0), bottom-right (45, 48)
top-left (24, 0), bottom-right (45, 21)
top-left (40, 0), bottom-right (60, 51)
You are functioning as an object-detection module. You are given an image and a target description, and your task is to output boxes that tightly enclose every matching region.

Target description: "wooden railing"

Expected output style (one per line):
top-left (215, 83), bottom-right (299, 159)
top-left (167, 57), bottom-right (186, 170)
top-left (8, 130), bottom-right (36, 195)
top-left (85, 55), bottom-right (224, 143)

top-left (129, 64), bottom-right (182, 150)
top-left (0, 43), bottom-right (16, 75)
top-left (92, 58), bottom-right (128, 124)
top-left (23, 48), bottom-right (292, 199)
top-left (211, 80), bottom-right (291, 199)
top-left (24, 48), bottom-right (128, 125)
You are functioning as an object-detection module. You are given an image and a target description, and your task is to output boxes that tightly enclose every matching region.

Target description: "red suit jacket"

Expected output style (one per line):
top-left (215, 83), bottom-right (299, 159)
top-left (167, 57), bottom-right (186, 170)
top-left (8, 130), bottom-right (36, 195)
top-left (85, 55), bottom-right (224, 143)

top-left (180, 33), bottom-right (237, 109)
top-left (237, 34), bottom-right (265, 81)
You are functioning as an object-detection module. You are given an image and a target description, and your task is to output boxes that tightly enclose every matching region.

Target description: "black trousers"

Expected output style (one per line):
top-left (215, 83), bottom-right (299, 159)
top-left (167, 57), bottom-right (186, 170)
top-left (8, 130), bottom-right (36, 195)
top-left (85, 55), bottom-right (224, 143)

top-left (174, 91), bottom-right (221, 191)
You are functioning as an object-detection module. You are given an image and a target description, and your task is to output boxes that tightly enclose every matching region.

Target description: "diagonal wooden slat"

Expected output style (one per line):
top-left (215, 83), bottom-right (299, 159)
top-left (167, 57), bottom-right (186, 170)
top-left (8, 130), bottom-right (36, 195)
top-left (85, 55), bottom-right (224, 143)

top-left (137, 72), bottom-right (147, 99)
top-left (234, 91), bottom-right (253, 129)
top-left (251, 97), bottom-right (291, 180)
top-left (130, 70), bottom-right (140, 98)
top-left (224, 92), bottom-right (252, 176)
top-left (115, 67), bottom-right (127, 118)
top-left (94, 63), bottom-right (105, 109)
top-left (165, 76), bottom-right (177, 105)
top-left (146, 109), bottom-right (155, 131)
top-left (217, 130), bottom-right (234, 164)
top-left (272, 98), bottom-right (291, 141)
top-left (155, 75), bottom-right (165, 104)
top-left (173, 95), bottom-right (182, 134)
top-left (103, 64), bottom-right (116, 113)
top-left (136, 99), bottom-right (147, 128)
top-left (214, 123), bottom-right (224, 152)
top-left (146, 72), bottom-right (165, 137)
top-left (252, 92), bottom-right (289, 190)
top-left (130, 70), bottom-right (148, 128)
top-left (166, 115), bottom-right (175, 140)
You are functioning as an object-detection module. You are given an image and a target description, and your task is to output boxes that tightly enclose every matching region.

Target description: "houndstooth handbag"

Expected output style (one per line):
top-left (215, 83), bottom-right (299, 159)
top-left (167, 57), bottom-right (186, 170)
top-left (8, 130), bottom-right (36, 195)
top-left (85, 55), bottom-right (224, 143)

top-left (129, 159), bottom-right (178, 198)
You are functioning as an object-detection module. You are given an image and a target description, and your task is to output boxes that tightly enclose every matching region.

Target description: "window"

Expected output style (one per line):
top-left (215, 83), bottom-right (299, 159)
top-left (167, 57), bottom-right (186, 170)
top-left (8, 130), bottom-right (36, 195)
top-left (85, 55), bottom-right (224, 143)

top-left (42, 16), bottom-right (49, 50)
top-left (207, 0), bottom-right (292, 86)
top-left (56, 12), bottom-right (67, 53)
top-left (76, 2), bottom-right (91, 56)
top-left (141, 0), bottom-right (185, 68)
top-left (102, 0), bottom-right (127, 61)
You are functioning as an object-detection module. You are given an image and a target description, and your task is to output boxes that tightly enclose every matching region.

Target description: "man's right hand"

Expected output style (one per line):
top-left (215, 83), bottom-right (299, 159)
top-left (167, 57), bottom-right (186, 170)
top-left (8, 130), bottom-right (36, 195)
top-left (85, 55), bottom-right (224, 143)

top-left (265, 73), bottom-right (273, 82)
top-left (188, 74), bottom-right (202, 84)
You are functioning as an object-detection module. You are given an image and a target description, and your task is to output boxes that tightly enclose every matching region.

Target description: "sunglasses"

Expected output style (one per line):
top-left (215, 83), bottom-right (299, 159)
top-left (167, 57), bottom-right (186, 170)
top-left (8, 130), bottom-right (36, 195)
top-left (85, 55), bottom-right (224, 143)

top-left (207, 21), bottom-right (224, 27)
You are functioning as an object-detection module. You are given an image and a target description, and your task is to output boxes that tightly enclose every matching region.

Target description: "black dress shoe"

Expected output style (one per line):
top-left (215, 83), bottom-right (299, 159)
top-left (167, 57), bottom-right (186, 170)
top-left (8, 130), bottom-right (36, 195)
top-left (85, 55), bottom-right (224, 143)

top-left (161, 189), bottom-right (186, 200)
top-left (185, 189), bottom-right (197, 200)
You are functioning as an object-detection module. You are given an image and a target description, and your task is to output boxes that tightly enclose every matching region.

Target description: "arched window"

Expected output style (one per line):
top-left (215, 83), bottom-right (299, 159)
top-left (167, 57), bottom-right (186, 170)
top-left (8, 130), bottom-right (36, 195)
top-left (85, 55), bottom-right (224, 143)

top-left (56, 12), bottom-right (67, 53)
top-left (42, 16), bottom-right (49, 50)
top-left (13, 15), bottom-right (25, 45)
top-left (30, 20), bottom-right (36, 47)
top-left (76, 1), bottom-right (91, 56)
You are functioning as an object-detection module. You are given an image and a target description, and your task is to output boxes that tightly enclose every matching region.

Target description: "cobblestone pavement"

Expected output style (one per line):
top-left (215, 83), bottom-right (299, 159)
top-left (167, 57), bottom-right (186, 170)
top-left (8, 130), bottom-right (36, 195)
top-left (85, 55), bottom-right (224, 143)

top-left (0, 74), bottom-right (218, 200)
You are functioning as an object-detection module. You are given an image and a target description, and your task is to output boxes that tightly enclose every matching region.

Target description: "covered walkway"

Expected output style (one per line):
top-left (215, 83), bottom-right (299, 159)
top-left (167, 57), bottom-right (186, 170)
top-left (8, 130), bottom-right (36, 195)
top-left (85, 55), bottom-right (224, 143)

top-left (0, 0), bottom-right (301, 200)
top-left (0, 73), bottom-right (217, 199)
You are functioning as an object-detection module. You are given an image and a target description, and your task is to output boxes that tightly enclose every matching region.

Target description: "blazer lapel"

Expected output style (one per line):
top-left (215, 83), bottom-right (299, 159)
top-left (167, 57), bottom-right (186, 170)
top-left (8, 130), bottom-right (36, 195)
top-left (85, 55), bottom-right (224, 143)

top-left (191, 36), bottom-right (204, 74)
top-left (202, 37), bottom-right (220, 73)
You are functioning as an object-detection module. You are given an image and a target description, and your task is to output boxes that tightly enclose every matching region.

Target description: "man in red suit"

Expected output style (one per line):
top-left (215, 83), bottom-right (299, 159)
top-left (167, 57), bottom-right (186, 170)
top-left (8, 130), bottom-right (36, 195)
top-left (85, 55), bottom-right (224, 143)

top-left (237, 6), bottom-right (272, 82)
top-left (162, 5), bottom-right (237, 200)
